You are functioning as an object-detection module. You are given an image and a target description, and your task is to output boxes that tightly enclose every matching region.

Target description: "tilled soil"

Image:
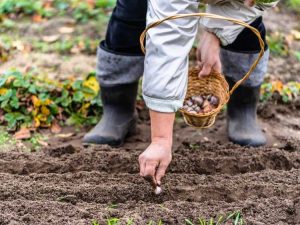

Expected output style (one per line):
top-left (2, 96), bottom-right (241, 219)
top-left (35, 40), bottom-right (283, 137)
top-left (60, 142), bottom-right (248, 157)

top-left (0, 129), bottom-right (299, 224)
top-left (0, 5), bottom-right (299, 225)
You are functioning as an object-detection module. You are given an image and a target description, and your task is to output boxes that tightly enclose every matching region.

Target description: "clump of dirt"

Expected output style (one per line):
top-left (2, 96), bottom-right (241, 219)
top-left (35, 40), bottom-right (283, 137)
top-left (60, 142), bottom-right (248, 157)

top-left (0, 127), bottom-right (299, 224)
top-left (0, 69), bottom-right (299, 225)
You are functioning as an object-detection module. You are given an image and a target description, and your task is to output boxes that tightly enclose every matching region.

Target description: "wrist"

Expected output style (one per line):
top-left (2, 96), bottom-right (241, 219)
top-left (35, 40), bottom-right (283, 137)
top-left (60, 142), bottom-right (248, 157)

top-left (206, 30), bottom-right (221, 44)
top-left (151, 138), bottom-right (173, 150)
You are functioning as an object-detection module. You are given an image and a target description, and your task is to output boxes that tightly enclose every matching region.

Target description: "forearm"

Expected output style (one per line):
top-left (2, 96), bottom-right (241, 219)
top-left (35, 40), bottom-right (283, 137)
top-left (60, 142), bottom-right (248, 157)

top-left (150, 110), bottom-right (174, 148)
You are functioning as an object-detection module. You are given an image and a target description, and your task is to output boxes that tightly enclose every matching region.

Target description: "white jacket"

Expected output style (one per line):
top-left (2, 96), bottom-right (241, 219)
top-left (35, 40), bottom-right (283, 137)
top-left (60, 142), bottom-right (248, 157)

top-left (143, 0), bottom-right (279, 113)
top-left (202, 0), bottom-right (279, 45)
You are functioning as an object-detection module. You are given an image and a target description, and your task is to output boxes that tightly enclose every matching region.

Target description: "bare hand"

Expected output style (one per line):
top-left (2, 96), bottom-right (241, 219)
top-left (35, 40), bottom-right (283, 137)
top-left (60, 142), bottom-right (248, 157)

top-left (139, 142), bottom-right (172, 187)
top-left (197, 31), bottom-right (222, 77)
top-left (244, 0), bottom-right (255, 7)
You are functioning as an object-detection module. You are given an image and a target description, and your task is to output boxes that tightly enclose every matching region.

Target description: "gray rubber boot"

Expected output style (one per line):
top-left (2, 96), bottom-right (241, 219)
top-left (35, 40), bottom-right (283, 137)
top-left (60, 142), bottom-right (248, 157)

top-left (83, 82), bottom-right (138, 147)
top-left (227, 78), bottom-right (266, 147)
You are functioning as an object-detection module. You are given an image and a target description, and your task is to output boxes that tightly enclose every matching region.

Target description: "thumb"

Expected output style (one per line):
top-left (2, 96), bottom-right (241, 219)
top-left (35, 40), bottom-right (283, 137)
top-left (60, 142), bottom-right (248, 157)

top-left (155, 164), bottom-right (168, 186)
top-left (199, 63), bottom-right (212, 77)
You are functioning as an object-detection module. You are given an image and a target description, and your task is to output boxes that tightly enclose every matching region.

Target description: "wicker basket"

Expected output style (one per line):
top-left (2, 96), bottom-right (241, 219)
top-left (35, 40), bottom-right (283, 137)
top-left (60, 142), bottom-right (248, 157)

top-left (140, 13), bottom-right (265, 128)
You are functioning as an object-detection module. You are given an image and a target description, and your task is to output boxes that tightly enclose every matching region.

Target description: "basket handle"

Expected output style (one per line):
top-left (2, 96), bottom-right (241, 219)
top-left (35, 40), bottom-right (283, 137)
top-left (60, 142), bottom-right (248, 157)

top-left (140, 13), bottom-right (265, 95)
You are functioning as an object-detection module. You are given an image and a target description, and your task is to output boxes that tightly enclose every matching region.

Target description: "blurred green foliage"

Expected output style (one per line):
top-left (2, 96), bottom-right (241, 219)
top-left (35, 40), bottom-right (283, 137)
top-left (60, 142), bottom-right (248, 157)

top-left (0, 70), bottom-right (102, 130)
top-left (286, 0), bottom-right (300, 13)
top-left (0, 0), bottom-right (116, 23)
top-left (261, 80), bottom-right (300, 103)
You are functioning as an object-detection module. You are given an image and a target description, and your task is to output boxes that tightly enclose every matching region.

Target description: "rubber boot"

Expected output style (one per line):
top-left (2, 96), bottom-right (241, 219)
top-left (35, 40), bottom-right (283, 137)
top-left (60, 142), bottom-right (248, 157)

top-left (83, 82), bottom-right (138, 147)
top-left (226, 78), bottom-right (266, 147)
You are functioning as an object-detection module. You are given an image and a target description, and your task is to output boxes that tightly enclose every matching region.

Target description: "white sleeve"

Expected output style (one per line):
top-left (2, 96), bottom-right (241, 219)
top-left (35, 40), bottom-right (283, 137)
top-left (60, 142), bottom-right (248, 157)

top-left (201, 1), bottom-right (280, 46)
top-left (143, 0), bottom-right (200, 113)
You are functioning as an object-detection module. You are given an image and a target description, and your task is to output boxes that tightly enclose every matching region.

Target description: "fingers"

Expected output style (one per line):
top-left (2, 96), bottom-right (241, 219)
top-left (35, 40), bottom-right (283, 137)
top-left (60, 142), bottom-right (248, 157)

top-left (139, 155), bottom-right (146, 176)
top-left (139, 155), bottom-right (157, 186)
top-left (199, 63), bottom-right (212, 77)
top-left (213, 59), bottom-right (222, 74)
top-left (155, 163), bottom-right (168, 186)
top-left (199, 57), bottom-right (222, 77)
top-left (244, 0), bottom-right (255, 7)
top-left (144, 162), bottom-right (157, 185)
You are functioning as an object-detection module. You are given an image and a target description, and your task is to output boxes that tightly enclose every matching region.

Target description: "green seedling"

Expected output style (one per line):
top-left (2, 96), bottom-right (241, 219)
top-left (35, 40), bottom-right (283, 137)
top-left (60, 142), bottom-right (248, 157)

top-left (107, 218), bottom-right (119, 225)
top-left (185, 211), bottom-right (244, 225)
top-left (26, 133), bottom-right (48, 151)
top-left (92, 220), bottom-right (100, 225)
top-left (294, 51), bottom-right (300, 61)
top-left (126, 219), bottom-right (134, 225)
top-left (106, 203), bottom-right (118, 209)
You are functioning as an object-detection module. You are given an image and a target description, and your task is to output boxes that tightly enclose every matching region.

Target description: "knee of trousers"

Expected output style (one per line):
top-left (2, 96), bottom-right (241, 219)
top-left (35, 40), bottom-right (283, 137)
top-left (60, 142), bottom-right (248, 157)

top-left (221, 49), bottom-right (270, 87)
top-left (96, 45), bottom-right (144, 87)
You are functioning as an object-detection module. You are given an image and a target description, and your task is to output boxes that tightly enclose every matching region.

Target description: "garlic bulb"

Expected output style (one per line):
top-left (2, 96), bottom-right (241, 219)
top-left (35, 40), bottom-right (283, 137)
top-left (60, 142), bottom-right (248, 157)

top-left (154, 186), bottom-right (162, 195)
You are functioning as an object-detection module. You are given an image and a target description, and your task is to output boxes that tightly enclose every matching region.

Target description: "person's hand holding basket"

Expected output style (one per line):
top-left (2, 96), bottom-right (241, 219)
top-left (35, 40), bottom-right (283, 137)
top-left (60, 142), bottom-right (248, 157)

top-left (140, 13), bottom-right (265, 129)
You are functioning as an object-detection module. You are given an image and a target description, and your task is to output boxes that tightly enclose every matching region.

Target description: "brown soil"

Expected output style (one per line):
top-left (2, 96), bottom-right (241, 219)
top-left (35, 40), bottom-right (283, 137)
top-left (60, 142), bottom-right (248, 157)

top-left (0, 102), bottom-right (299, 225)
top-left (264, 8), bottom-right (300, 82)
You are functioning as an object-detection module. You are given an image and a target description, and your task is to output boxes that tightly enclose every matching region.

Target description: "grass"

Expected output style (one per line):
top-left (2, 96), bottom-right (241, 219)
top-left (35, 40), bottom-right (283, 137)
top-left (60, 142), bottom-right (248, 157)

top-left (286, 0), bottom-right (300, 13)
top-left (0, 127), bottom-right (15, 146)
top-left (92, 211), bottom-right (244, 225)
top-left (267, 32), bottom-right (289, 57)
top-left (185, 211), bottom-right (244, 225)
top-left (92, 218), bottom-right (135, 225)
top-left (0, 127), bottom-right (48, 152)
top-left (0, 34), bottom-right (99, 56)
top-left (26, 132), bottom-right (48, 151)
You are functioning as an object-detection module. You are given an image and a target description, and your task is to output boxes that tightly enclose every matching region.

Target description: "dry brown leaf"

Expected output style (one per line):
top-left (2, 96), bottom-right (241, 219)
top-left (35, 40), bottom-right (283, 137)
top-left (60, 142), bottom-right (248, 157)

top-left (51, 121), bottom-right (62, 134)
top-left (272, 80), bottom-right (283, 93)
top-left (58, 26), bottom-right (75, 34)
top-left (285, 34), bottom-right (294, 47)
top-left (37, 139), bottom-right (49, 147)
top-left (43, 0), bottom-right (54, 9)
top-left (32, 14), bottom-right (43, 23)
top-left (86, 0), bottom-right (95, 8)
top-left (291, 30), bottom-right (300, 40)
top-left (14, 128), bottom-right (31, 140)
top-left (55, 133), bottom-right (74, 138)
top-left (12, 41), bottom-right (25, 51)
top-left (42, 35), bottom-right (60, 43)
top-left (70, 46), bottom-right (81, 54)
